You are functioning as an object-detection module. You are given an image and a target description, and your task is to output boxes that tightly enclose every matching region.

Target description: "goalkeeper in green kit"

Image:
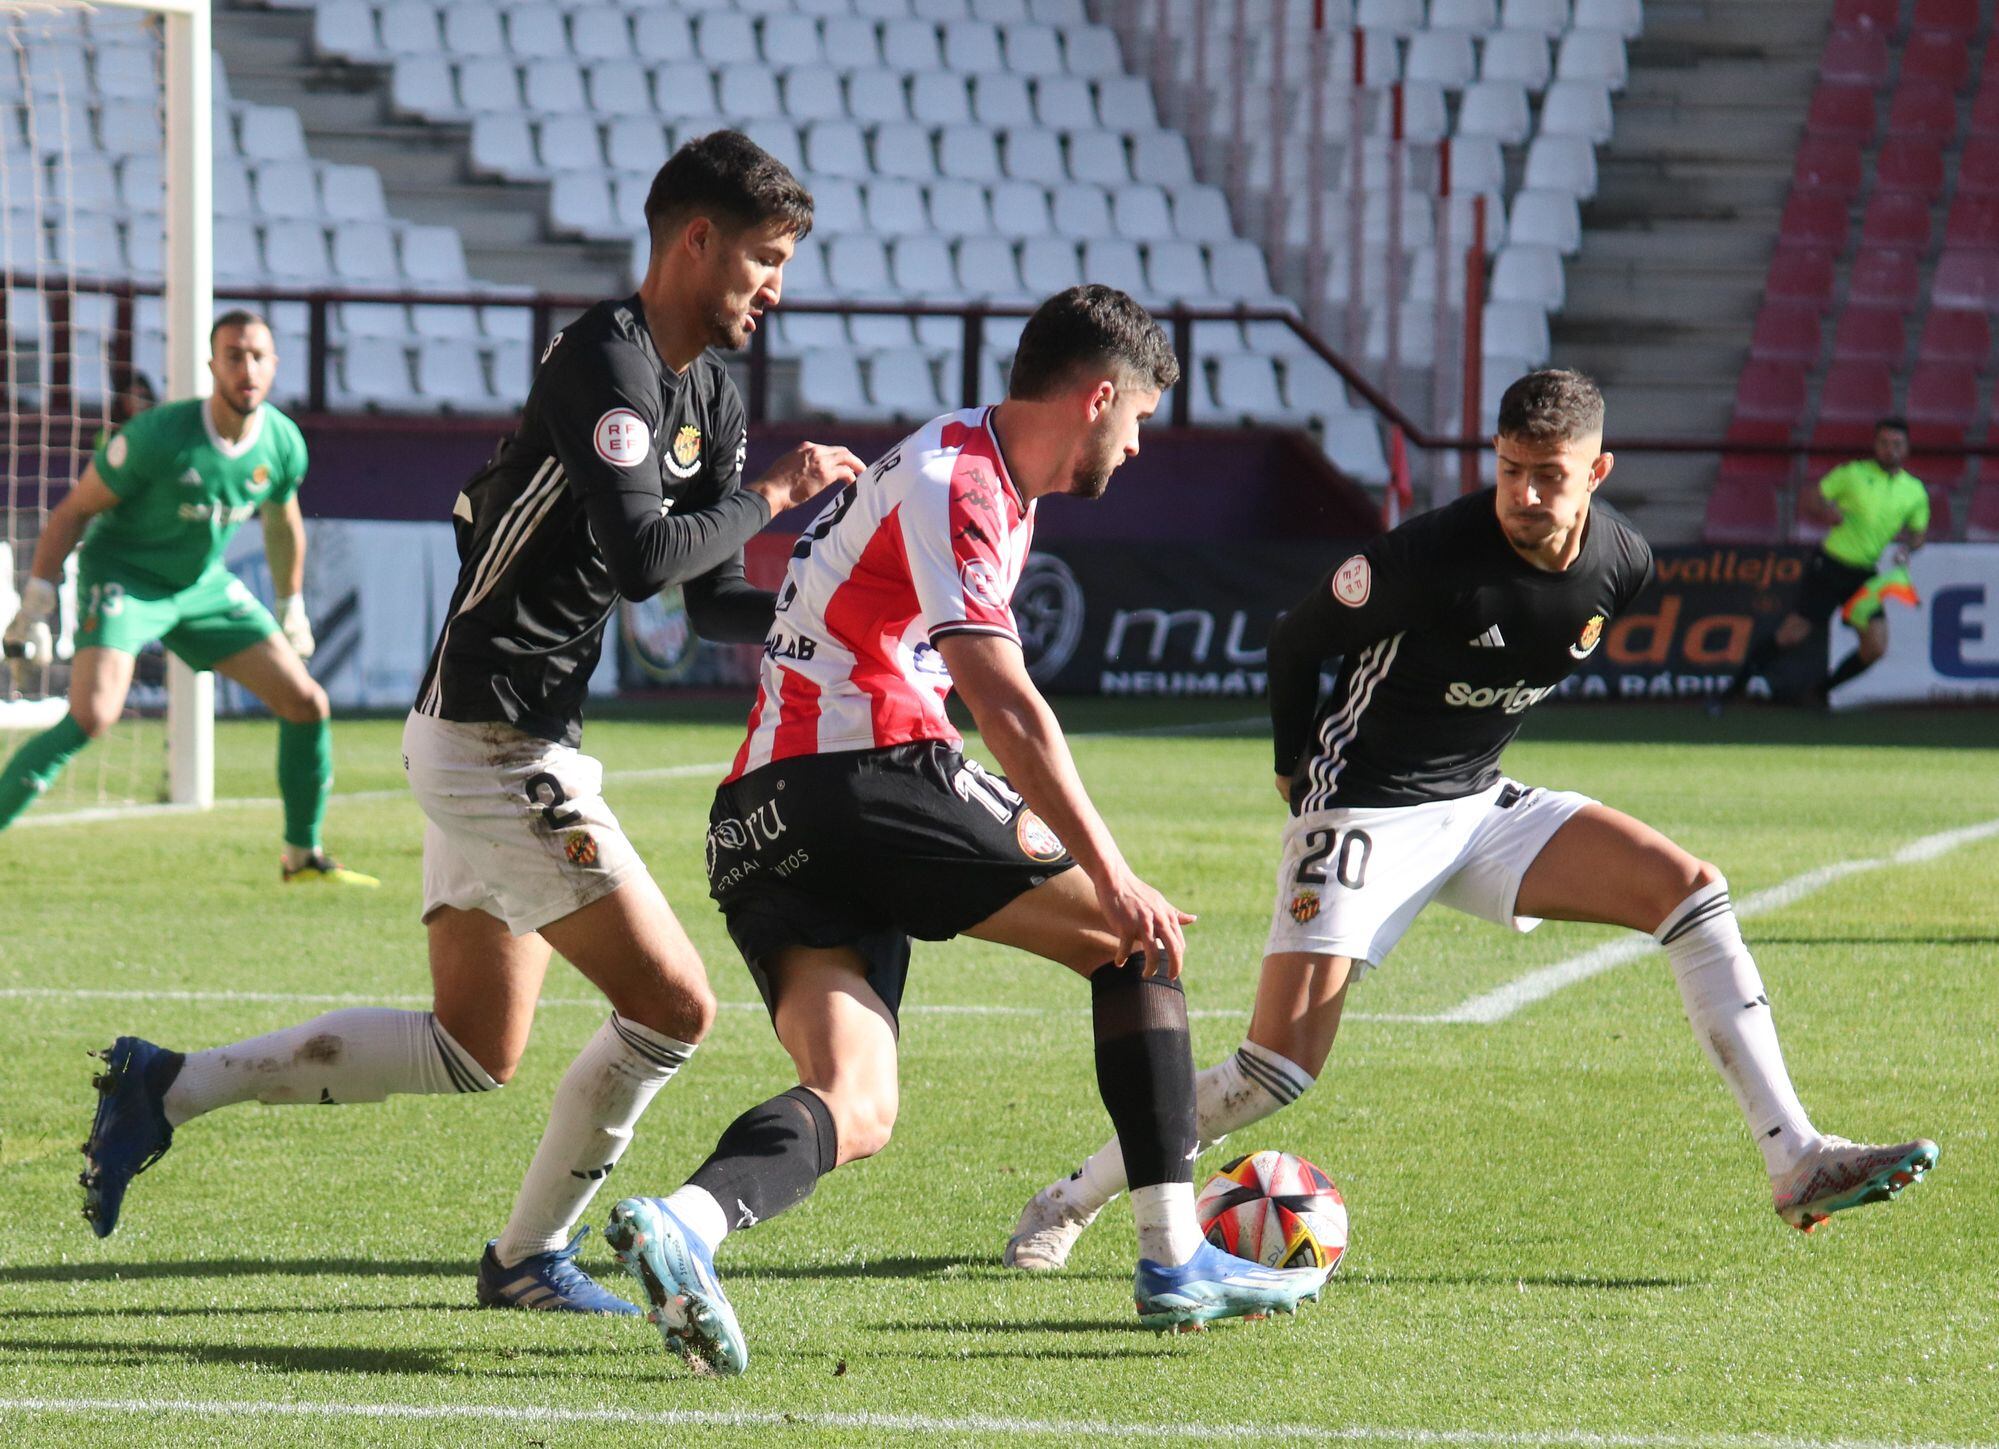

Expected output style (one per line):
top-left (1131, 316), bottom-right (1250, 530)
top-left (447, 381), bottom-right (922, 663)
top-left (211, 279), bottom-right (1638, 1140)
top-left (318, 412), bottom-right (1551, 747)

top-left (0, 310), bottom-right (376, 885)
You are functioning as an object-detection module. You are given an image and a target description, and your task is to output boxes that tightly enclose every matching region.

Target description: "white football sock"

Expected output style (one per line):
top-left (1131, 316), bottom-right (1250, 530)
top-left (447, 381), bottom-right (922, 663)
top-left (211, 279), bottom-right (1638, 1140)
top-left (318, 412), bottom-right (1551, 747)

top-left (662, 1183), bottom-right (729, 1257)
top-left (163, 1008), bottom-right (495, 1127)
top-left (1055, 1041), bottom-right (1316, 1216)
top-left (494, 1013), bottom-right (694, 1267)
top-left (1130, 1181), bottom-right (1203, 1266)
top-left (1658, 879), bottom-right (1819, 1176)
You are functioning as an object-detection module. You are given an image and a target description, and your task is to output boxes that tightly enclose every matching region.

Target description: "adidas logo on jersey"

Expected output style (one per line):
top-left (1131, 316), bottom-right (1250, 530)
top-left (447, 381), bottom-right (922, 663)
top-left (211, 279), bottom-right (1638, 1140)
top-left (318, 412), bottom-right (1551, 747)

top-left (1467, 624), bottom-right (1505, 648)
top-left (178, 467), bottom-right (204, 487)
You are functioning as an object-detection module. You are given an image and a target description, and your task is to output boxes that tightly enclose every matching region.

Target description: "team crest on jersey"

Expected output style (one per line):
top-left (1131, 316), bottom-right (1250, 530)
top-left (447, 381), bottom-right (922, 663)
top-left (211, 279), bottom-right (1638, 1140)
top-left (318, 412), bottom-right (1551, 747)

top-left (1332, 554), bottom-right (1370, 607)
top-left (593, 408), bottom-right (650, 468)
top-left (960, 558), bottom-right (1006, 608)
top-left (563, 829), bottom-right (599, 867)
top-left (1569, 612), bottom-right (1606, 659)
top-left (664, 424), bottom-right (703, 479)
top-left (248, 464), bottom-right (271, 492)
top-left (106, 433), bottom-right (129, 469)
top-left (1016, 809), bottom-right (1065, 862)
top-left (1289, 889), bottom-right (1322, 924)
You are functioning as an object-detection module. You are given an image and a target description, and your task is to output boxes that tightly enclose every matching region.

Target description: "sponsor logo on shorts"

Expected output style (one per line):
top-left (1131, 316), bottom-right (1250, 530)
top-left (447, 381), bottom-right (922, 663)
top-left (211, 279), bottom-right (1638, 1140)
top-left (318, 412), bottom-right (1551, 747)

top-left (1444, 679), bottom-right (1558, 714)
top-left (664, 423), bottom-right (703, 479)
top-left (705, 798), bottom-right (787, 874)
top-left (960, 557), bottom-right (1006, 608)
top-left (593, 408), bottom-right (650, 468)
top-left (1289, 889), bottom-right (1321, 924)
top-left (563, 829), bottom-right (599, 867)
top-left (1568, 612), bottom-right (1606, 659)
top-left (1016, 808), bottom-right (1065, 862)
top-left (1332, 555), bottom-right (1370, 607)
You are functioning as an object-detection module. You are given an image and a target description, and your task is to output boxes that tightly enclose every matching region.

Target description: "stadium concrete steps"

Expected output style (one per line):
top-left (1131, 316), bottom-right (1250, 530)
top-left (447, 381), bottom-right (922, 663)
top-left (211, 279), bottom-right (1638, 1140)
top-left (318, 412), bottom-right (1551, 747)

top-left (214, 1), bottom-right (632, 295)
top-left (1552, 0), bottom-right (1835, 541)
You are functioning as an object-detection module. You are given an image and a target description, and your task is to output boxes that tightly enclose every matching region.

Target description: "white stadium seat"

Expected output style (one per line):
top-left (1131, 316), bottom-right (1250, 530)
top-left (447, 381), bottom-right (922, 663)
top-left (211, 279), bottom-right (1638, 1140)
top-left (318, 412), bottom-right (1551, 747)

top-left (1129, 131), bottom-right (1193, 186)
top-left (1523, 134), bottom-right (1597, 197)
top-left (873, 121), bottom-right (938, 180)
top-left (890, 233), bottom-right (958, 294)
top-left (313, 1), bottom-right (382, 62)
top-left (1483, 299), bottom-right (1551, 363)
top-left (1325, 414), bottom-right (1391, 484)
top-left (911, 71), bottom-right (973, 126)
top-left (845, 67), bottom-right (911, 124)
top-left (1480, 29), bottom-right (1552, 89)
top-left (939, 124), bottom-right (1003, 181)
top-left (955, 234), bottom-right (1025, 295)
top-left (973, 73), bottom-right (1037, 128)
top-left (455, 58), bottom-right (524, 115)
top-left (1171, 185), bottom-right (1234, 241)
top-left (443, 3), bottom-right (505, 57)
top-left (377, 2), bottom-right (443, 58)
top-left (1499, 0), bottom-right (1569, 36)
top-left (1357, 0), bottom-right (1425, 35)
top-left (1573, 0), bottom-right (1643, 39)
top-left (867, 347), bottom-right (944, 418)
top-left (416, 338), bottom-right (491, 409)
top-left (988, 177), bottom-right (1054, 237)
top-left (812, 179), bottom-right (867, 233)
top-left (1456, 80), bottom-right (1531, 143)
top-left (718, 64), bottom-right (784, 120)
top-left (1094, 75), bottom-right (1156, 130)
top-left (866, 178), bottom-right (931, 234)
top-left (333, 221), bottom-right (402, 283)
top-left (632, 11), bottom-right (695, 62)
top-left (1507, 188), bottom-right (1582, 253)
top-left (402, 224), bottom-right (469, 284)
top-left (743, 118), bottom-right (805, 173)
top-left (1430, 0), bottom-right (1499, 27)
top-left (1081, 237), bottom-right (1146, 297)
top-left (882, 19), bottom-right (944, 71)
top-left (1539, 79), bottom-right (1613, 142)
top-left (823, 18), bottom-right (885, 69)
top-left (1049, 180), bottom-right (1111, 237)
top-left (262, 219), bottom-right (333, 284)
top-left (1146, 238), bottom-right (1211, 301)
top-left (782, 66), bottom-right (847, 120)
top-left (650, 62), bottom-right (717, 119)
top-left (798, 348), bottom-right (870, 417)
top-left (696, 12), bottom-right (760, 64)
top-left (392, 57), bottom-right (458, 118)
top-left (1556, 29), bottom-right (1627, 90)
top-left (762, 14), bottom-right (825, 67)
top-left (1060, 24), bottom-right (1122, 76)
top-left (1111, 183), bottom-right (1172, 240)
top-left (549, 171), bottom-right (615, 235)
top-left (254, 160), bottom-right (321, 221)
top-left (571, 10), bottom-right (633, 61)
top-left (929, 177), bottom-right (995, 236)
top-left (537, 114), bottom-right (603, 172)
top-left (1003, 126), bottom-right (1066, 184)
top-left (1405, 29), bottom-right (1477, 89)
top-left (335, 339), bottom-right (415, 411)
top-left (1006, 23), bottom-right (1067, 76)
top-left (1019, 234), bottom-right (1082, 293)
top-left (1034, 75), bottom-right (1097, 130)
top-left (470, 114), bottom-right (537, 177)
top-left (943, 20), bottom-right (1004, 73)
top-left (805, 119), bottom-right (872, 178)
top-left (606, 117), bottom-right (668, 173)
top-left (1491, 243), bottom-right (1565, 309)
top-left (322, 164), bottom-right (388, 221)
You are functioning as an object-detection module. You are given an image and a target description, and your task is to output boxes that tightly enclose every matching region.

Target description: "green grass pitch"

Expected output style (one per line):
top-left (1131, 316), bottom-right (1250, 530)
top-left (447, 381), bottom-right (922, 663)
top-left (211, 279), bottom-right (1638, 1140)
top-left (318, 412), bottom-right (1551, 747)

top-left (1, 701), bottom-right (1993, 1447)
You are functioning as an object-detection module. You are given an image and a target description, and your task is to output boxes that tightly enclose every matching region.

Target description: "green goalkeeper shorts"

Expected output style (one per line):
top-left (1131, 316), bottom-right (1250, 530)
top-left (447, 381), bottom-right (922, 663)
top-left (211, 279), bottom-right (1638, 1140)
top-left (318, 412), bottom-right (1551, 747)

top-left (74, 561), bottom-right (279, 670)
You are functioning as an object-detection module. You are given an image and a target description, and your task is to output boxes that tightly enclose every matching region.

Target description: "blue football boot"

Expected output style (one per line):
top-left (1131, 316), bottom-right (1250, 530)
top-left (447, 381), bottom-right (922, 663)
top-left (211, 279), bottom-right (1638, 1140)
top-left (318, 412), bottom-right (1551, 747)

top-left (476, 1227), bottom-right (641, 1315)
top-left (80, 1035), bottom-right (183, 1238)
top-left (1133, 1240), bottom-right (1331, 1331)
top-left (602, 1196), bottom-right (749, 1376)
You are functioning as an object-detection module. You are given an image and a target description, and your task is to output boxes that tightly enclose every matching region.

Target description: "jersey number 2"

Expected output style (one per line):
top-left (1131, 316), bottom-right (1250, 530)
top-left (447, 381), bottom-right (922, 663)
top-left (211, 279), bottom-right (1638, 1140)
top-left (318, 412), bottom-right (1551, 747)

top-left (1296, 827), bottom-right (1371, 889)
top-left (526, 771), bottom-right (580, 829)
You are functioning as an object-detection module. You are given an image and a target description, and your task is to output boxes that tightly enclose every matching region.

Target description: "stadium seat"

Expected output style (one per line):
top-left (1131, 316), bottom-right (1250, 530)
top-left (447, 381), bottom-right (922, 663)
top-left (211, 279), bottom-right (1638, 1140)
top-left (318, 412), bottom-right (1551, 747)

top-left (1405, 30), bottom-right (1478, 90)
top-left (1886, 81), bottom-right (1955, 139)
top-left (763, 14), bottom-right (824, 67)
top-left (1831, 0), bottom-right (1897, 29)
top-left (908, 72), bottom-right (970, 126)
top-left (929, 177), bottom-right (995, 236)
top-left (549, 172), bottom-right (613, 235)
top-left (1357, 0), bottom-right (1425, 34)
top-left (1018, 234), bottom-right (1082, 293)
top-left (1483, 299), bottom-right (1551, 364)
top-left (237, 104), bottom-right (309, 161)
top-left (1432, 0), bottom-right (1500, 27)
top-left (1805, 84), bottom-right (1875, 142)
top-left (1111, 182), bottom-right (1172, 240)
top-left (696, 12), bottom-right (760, 65)
top-left (416, 338), bottom-right (491, 410)
top-left (943, 20), bottom-right (1005, 74)
top-left (1556, 29), bottom-right (1626, 90)
top-left (253, 160), bottom-right (320, 221)
top-left (1911, 0), bottom-right (1978, 38)
top-left (1002, 126), bottom-right (1066, 183)
top-left (955, 233), bottom-right (1025, 295)
top-left (1907, 362), bottom-right (1979, 426)
top-left (632, 11), bottom-right (694, 62)
top-left (443, 3), bottom-right (504, 57)
top-left (882, 19), bottom-right (945, 71)
top-left (1173, 186), bottom-right (1235, 241)
top-left (1945, 195), bottom-right (1999, 250)
top-left (1457, 80), bottom-right (1532, 143)
top-left (1902, 30), bottom-right (1971, 92)
top-left (1480, 33), bottom-right (1551, 90)
top-left (1702, 478), bottom-right (1783, 544)
top-left (1749, 304), bottom-right (1821, 363)
top-left (1817, 361), bottom-right (1895, 423)
top-left (1059, 25), bottom-right (1122, 77)
top-left (1875, 137), bottom-right (1945, 197)
top-left (1973, 80), bottom-right (1999, 139)
top-left (1792, 137), bottom-right (1864, 198)
top-left (1491, 244), bottom-right (1564, 309)
top-left (1145, 238), bottom-right (1211, 301)
top-left (1917, 307), bottom-right (1991, 365)
top-left (1830, 306), bottom-right (1905, 363)
top-left (1779, 191), bottom-right (1849, 250)
top-left (332, 221), bottom-right (401, 283)
top-left (1539, 79), bottom-right (1613, 142)
top-left (1130, 132), bottom-right (1194, 186)
top-left (1965, 476), bottom-right (1999, 540)
top-left (1048, 181), bottom-right (1110, 237)
top-left (321, 164), bottom-right (387, 221)
top-left (572, 11), bottom-right (632, 61)
top-left (313, 1), bottom-right (382, 62)
top-left (798, 349), bottom-right (871, 418)
top-left (1325, 413), bottom-right (1391, 484)
top-left (1499, 0), bottom-right (1569, 38)
top-left (1933, 249), bottom-right (1999, 311)
top-left (823, 19), bottom-right (885, 70)
top-left (377, 2), bottom-right (442, 58)
top-left (262, 219), bottom-right (333, 285)
top-left (1082, 237), bottom-right (1148, 298)
top-left (1910, 425), bottom-right (1972, 492)
top-left (1818, 28), bottom-right (1889, 87)
top-left (989, 178), bottom-right (1054, 237)
top-left (718, 64), bottom-right (784, 120)
top-left (940, 124), bottom-right (1003, 180)
top-left (1522, 136), bottom-right (1596, 198)
top-left (402, 224), bottom-right (468, 285)
top-left (1860, 191), bottom-right (1932, 254)
top-left (1733, 360), bottom-right (1808, 427)
top-left (1846, 248), bottom-right (1921, 311)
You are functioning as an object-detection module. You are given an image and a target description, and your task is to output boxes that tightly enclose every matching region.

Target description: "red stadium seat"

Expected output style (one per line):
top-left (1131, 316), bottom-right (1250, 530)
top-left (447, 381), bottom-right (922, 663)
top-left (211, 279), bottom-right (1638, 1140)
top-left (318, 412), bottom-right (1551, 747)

top-left (1966, 476), bottom-right (1999, 540)
top-left (1916, 306), bottom-right (1991, 363)
top-left (1819, 28), bottom-right (1891, 86)
top-left (1912, 0), bottom-right (1979, 38)
top-left (1875, 137), bottom-right (1946, 196)
top-left (1750, 304), bottom-right (1822, 362)
top-left (1956, 137), bottom-right (1999, 195)
top-left (1932, 249), bottom-right (1999, 311)
top-left (1806, 83), bottom-right (1876, 141)
top-left (1906, 361), bottom-right (1980, 425)
top-left (1944, 194), bottom-right (1999, 249)
top-left (1910, 424), bottom-right (1972, 492)
top-left (1780, 191), bottom-right (1851, 248)
top-left (1859, 191), bottom-right (1933, 253)
top-left (1886, 82), bottom-right (1956, 139)
top-left (1793, 137), bottom-right (1865, 197)
top-left (1734, 360), bottom-right (1809, 427)
top-left (1847, 247), bottom-right (1922, 310)
top-left (1703, 478), bottom-right (1783, 544)
top-left (1831, 0), bottom-right (1898, 29)
top-left (1924, 483), bottom-right (1955, 538)
top-left (1722, 419), bottom-right (1797, 487)
top-left (1818, 361), bottom-right (1896, 423)
top-left (1901, 30), bottom-right (1971, 90)
top-left (1806, 421), bottom-right (1874, 484)
top-left (1973, 80), bottom-right (1999, 138)
top-left (1766, 246), bottom-right (1837, 309)
top-left (1831, 305), bottom-right (1906, 362)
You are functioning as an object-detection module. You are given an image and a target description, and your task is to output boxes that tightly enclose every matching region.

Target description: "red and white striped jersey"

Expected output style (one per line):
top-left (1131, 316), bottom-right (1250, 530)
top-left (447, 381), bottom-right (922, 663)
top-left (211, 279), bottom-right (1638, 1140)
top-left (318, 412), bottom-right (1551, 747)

top-left (727, 407), bottom-right (1035, 780)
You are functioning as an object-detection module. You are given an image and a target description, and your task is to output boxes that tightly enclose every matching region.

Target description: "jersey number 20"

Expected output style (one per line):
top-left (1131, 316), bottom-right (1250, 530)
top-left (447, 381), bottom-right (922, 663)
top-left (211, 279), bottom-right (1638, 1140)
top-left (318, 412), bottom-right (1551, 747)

top-left (1296, 827), bottom-right (1371, 890)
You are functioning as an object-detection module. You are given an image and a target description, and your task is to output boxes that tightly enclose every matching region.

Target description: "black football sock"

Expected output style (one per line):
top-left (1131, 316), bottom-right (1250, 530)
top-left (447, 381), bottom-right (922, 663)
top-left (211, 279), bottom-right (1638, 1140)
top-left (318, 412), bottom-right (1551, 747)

top-left (682, 1085), bottom-right (838, 1238)
top-left (1820, 649), bottom-right (1875, 694)
top-left (1088, 955), bottom-right (1196, 1191)
top-left (1723, 632), bottom-right (1784, 700)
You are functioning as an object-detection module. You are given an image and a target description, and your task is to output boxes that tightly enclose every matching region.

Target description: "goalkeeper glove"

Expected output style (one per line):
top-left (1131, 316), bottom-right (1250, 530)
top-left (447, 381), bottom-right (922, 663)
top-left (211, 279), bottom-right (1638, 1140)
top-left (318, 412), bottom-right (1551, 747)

top-left (276, 594), bottom-right (315, 660)
top-left (4, 576), bottom-right (57, 687)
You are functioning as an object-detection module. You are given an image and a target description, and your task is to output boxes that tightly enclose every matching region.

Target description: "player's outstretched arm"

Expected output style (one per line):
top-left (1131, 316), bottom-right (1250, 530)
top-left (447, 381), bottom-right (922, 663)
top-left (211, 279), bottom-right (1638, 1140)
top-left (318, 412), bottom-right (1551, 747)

top-left (681, 552), bottom-right (775, 644)
top-left (938, 631), bottom-right (1194, 977)
top-left (260, 498), bottom-right (315, 659)
top-left (26, 464), bottom-right (119, 587)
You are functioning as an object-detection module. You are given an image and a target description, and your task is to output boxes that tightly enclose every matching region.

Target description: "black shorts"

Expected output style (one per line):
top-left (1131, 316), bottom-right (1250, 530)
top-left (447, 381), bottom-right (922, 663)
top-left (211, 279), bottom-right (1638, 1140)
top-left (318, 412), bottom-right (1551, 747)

top-left (706, 740), bottom-right (1078, 1025)
top-left (1796, 551), bottom-right (1876, 628)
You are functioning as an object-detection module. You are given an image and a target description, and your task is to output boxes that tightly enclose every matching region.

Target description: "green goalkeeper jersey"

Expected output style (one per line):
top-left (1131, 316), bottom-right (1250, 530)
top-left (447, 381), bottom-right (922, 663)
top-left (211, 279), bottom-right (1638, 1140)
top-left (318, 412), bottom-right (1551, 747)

top-left (1818, 459), bottom-right (1929, 572)
top-left (80, 398), bottom-right (307, 592)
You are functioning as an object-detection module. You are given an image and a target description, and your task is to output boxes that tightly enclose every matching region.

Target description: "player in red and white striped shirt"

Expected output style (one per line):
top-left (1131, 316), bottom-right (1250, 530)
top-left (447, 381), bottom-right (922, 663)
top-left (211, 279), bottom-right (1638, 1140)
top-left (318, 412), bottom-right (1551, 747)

top-left (605, 286), bottom-right (1332, 1375)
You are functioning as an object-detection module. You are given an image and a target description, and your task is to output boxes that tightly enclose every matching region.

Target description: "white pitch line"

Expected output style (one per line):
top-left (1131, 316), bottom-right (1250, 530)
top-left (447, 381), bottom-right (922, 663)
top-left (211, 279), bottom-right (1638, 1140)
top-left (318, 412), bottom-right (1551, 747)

top-left (1424, 817), bottom-right (1999, 1026)
top-left (0, 1398), bottom-right (1987, 1449)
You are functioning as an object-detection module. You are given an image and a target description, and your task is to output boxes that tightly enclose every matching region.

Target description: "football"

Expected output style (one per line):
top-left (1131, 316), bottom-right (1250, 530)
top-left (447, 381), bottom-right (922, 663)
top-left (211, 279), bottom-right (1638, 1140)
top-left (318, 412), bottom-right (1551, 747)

top-left (1195, 1150), bottom-right (1348, 1272)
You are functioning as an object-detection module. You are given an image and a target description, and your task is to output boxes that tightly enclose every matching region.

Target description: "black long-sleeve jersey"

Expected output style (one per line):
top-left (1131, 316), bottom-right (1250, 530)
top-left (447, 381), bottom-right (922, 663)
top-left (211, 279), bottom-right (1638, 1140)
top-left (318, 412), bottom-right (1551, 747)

top-left (1269, 488), bottom-right (1654, 811)
top-left (414, 295), bottom-right (775, 746)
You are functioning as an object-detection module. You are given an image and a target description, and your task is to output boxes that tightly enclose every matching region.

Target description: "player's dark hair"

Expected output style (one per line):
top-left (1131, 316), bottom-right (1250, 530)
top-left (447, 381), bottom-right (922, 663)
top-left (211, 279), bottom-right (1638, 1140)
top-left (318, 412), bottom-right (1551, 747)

top-left (1875, 416), bottom-right (1910, 436)
top-left (209, 308), bottom-right (270, 346)
top-left (1495, 368), bottom-right (1605, 444)
top-left (644, 130), bottom-right (814, 246)
top-left (1007, 285), bottom-right (1181, 400)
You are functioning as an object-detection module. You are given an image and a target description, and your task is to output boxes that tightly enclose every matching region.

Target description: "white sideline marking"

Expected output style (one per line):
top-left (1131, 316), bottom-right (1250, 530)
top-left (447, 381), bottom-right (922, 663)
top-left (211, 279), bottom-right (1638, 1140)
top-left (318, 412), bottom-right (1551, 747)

top-left (1418, 817), bottom-right (1999, 1026)
top-left (0, 1399), bottom-right (1987, 1449)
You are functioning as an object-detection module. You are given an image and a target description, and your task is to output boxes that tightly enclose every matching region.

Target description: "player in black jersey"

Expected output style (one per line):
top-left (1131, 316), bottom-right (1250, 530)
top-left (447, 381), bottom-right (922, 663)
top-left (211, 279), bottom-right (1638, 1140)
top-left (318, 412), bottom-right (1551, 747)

top-left (1006, 371), bottom-right (1936, 1267)
top-left (78, 133), bottom-right (861, 1312)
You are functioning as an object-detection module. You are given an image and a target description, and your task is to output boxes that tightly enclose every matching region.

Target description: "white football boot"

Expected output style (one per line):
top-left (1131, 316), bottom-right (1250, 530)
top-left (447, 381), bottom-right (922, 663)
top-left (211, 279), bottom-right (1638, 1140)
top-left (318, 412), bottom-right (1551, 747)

top-left (1002, 1174), bottom-right (1104, 1271)
top-left (1772, 1135), bottom-right (1938, 1233)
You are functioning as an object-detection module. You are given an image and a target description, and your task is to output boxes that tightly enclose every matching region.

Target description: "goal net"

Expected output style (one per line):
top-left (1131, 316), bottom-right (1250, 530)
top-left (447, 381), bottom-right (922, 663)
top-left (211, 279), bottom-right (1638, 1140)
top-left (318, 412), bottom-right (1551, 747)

top-left (0, 0), bottom-right (211, 819)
